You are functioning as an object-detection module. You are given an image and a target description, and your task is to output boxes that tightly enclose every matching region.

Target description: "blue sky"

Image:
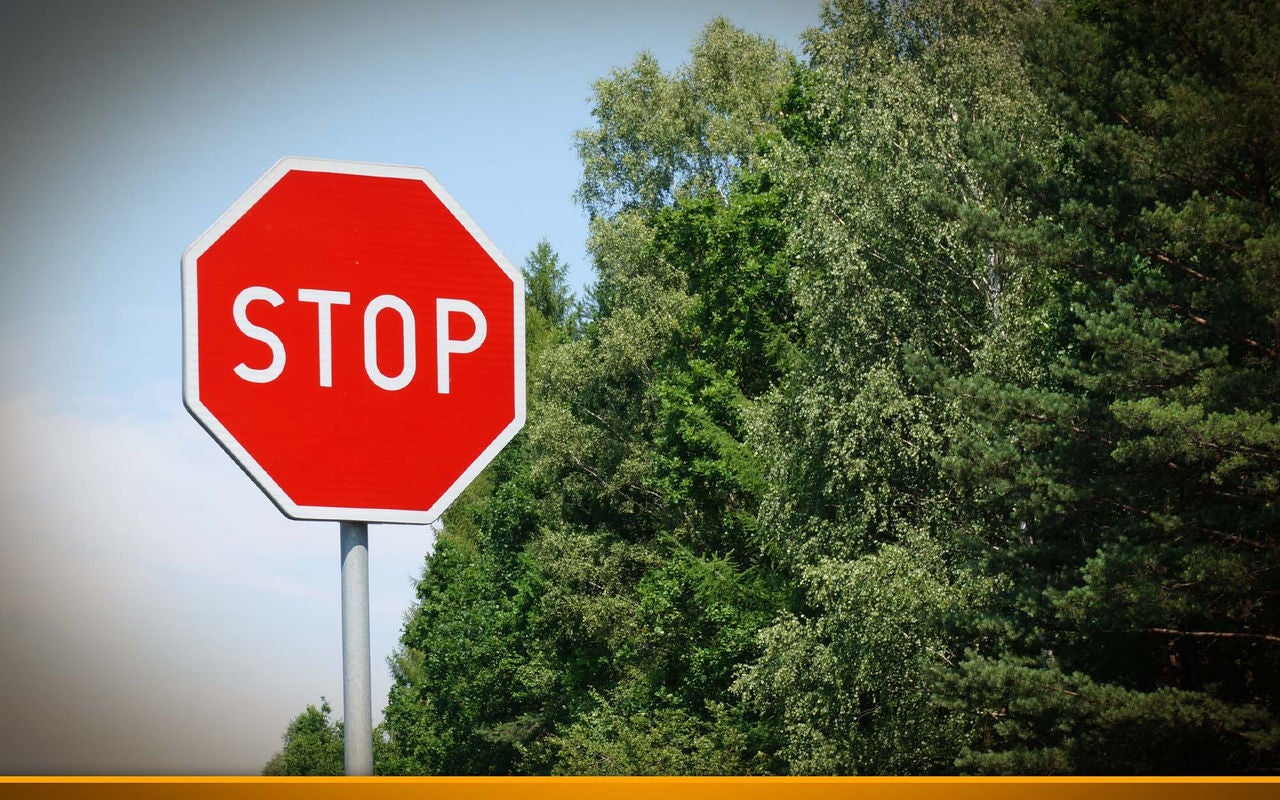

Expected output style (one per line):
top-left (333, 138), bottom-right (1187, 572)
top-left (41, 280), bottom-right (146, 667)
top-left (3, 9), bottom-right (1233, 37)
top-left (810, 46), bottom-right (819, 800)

top-left (0, 0), bottom-right (820, 773)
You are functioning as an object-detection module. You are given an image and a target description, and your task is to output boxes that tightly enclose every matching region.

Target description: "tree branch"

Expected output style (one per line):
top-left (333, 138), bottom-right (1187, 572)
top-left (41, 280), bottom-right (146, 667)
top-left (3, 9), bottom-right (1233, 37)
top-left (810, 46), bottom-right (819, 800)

top-left (1127, 627), bottom-right (1280, 646)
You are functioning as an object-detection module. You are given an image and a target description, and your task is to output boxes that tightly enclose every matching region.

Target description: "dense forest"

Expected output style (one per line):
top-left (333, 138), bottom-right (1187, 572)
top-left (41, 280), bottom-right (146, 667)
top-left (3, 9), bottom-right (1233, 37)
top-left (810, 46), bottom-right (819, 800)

top-left (267, 0), bottom-right (1280, 775)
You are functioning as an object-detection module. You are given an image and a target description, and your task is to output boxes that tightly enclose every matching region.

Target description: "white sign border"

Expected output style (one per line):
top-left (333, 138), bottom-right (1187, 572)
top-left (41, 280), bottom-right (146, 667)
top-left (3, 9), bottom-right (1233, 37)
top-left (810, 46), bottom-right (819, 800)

top-left (182, 156), bottom-right (527, 525)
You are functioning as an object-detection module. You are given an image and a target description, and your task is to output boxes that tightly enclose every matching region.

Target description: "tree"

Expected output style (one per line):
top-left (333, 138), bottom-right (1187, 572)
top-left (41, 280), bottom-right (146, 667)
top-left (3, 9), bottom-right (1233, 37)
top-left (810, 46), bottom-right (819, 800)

top-left (524, 238), bottom-right (578, 345)
top-left (262, 699), bottom-right (397, 775)
top-left (575, 16), bottom-right (794, 220)
top-left (937, 0), bottom-right (1280, 773)
top-left (262, 700), bottom-right (344, 776)
top-left (382, 20), bottom-right (797, 775)
top-left (733, 0), bottom-right (1280, 775)
top-left (380, 242), bottom-right (578, 775)
top-left (734, 0), bottom-right (1067, 773)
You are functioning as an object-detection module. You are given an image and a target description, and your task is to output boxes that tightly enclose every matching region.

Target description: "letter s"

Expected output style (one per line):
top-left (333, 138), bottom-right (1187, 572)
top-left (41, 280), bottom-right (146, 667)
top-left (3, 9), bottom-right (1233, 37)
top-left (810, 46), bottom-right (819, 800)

top-left (233, 286), bottom-right (285, 383)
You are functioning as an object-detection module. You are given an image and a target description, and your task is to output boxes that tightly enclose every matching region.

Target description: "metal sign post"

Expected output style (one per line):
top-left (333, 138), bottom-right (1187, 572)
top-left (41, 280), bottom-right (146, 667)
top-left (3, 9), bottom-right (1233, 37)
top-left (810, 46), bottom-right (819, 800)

top-left (340, 521), bottom-right (373, 775)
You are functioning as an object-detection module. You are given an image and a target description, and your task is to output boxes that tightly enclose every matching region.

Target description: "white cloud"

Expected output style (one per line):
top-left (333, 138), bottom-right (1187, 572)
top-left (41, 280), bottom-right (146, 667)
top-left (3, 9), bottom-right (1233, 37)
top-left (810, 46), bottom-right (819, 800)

top-left (0, 394), bottom-right (433, 773)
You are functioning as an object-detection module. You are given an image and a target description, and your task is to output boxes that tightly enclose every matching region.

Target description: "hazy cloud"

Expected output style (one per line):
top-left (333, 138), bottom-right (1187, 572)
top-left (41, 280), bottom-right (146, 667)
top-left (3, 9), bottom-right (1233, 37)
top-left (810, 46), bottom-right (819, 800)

top-left (0, 395), bottom-right (432, 773)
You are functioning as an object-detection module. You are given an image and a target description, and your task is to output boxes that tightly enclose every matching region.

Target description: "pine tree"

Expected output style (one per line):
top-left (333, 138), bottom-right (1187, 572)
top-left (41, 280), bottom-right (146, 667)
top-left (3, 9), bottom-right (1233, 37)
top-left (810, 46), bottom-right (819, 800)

top-left (939, 0), bottom-right (1280, 773)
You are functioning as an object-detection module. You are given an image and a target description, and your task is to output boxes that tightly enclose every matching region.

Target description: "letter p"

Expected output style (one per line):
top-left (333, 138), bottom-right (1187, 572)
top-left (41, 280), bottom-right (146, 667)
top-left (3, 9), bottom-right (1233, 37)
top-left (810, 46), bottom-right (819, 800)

top-left (436, 298), bottom-right (487, 394)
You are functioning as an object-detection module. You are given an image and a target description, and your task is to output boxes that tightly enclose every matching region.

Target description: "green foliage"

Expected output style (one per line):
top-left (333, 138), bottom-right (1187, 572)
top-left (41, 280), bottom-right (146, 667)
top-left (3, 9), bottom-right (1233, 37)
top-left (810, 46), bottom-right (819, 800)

top-left (733, 0), bottom-right (1073, 773)
top-left (734, 0), bottom-right (1279, 775)
top-left (934, 0), bottom-right (1280, 772)
top-left (523, 238), bottom-right (579, 348)
top-left (378, 447), bottom-right (549, 775)
top-left (262, 700), bottom-right (352, 776)
top-left (574, 17), bottom-right (794, 218)
top-left (541, 696), bottom-right (765, 775)
top-left (945, 656), bottom-right (1280, 774)
top-left (377, 18), bottom-right (797, 775)
top-left (362, 0), bottom-right (1280, 777)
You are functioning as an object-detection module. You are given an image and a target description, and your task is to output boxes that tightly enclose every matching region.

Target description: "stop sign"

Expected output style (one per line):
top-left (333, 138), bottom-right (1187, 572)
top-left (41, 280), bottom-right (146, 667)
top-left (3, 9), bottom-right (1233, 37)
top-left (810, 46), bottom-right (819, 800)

top-left (182, 157), bottom-right (525, 524)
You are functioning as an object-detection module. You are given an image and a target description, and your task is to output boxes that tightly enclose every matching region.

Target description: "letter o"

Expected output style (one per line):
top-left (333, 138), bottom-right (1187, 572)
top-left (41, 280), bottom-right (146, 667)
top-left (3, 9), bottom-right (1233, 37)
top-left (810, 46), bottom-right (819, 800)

top-left (363, 294), bottom-right (416, 391)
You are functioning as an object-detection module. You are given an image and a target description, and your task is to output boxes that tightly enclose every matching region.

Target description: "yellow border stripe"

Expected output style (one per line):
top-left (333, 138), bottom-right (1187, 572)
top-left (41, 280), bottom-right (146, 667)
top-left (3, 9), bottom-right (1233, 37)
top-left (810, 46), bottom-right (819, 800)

top-left (2, 777), bottom-right (1279, 800)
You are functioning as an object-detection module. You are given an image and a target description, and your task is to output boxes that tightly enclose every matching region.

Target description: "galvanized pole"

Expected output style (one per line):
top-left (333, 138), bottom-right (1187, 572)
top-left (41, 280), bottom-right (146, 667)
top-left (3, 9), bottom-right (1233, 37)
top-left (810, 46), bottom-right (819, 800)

top-left (340, 521), bottom-right (373, 775)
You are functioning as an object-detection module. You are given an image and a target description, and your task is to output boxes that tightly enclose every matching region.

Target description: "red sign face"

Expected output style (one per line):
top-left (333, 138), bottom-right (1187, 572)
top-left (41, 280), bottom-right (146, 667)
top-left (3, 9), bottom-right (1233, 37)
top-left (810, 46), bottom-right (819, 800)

top-left (183, 158), bottom-right (525, 524)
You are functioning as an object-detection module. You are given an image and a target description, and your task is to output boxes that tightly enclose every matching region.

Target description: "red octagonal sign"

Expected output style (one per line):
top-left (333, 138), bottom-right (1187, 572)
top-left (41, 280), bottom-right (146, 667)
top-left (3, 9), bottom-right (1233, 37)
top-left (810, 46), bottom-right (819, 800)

top-left (183, 157), bottom-right (525, 524)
